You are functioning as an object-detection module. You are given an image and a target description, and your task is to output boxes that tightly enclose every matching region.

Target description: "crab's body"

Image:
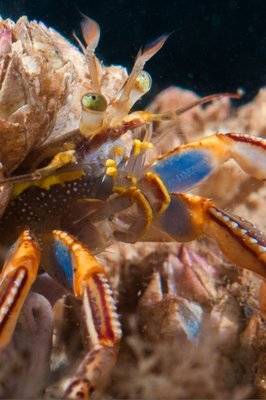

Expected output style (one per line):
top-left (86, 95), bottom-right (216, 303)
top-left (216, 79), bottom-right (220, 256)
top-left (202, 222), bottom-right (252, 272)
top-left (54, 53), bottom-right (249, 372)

top-left (0, 14), bottom-right (265, 400)
top-left (0, 154), bottom-right (108, 245)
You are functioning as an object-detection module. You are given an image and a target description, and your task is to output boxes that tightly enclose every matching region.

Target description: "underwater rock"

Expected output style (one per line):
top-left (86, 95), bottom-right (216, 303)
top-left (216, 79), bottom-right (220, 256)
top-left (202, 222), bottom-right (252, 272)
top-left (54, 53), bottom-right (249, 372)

top-left (0, 292), bottom-right (53, 398)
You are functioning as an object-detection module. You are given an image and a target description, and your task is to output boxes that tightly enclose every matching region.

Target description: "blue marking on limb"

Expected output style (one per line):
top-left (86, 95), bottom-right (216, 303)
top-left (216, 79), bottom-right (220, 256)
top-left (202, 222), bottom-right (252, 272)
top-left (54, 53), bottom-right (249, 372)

top-left (54, 238), bottom-right (74, 290)
top-left (152, 149), bottom-right (213, 192)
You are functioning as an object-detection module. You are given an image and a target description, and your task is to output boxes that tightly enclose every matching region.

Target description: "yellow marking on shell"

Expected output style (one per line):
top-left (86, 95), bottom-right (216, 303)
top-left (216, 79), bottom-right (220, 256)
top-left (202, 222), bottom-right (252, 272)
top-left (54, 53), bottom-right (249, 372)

top-left (11, 182), bottom-right (32, 198)
top-left (48, 150), bottom-right (77, 169)
top-left (133, 139), bottom-right (153, 156)
top-left (11, 170), bottom-right (85, 198)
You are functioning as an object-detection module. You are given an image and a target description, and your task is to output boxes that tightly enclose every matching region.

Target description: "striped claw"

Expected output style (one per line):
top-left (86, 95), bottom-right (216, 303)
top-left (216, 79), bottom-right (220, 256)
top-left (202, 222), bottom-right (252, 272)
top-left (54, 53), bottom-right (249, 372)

top-left (206, 206), bottom-right (266, 276)
top-left (46, 230), bottom-right (121, 399)
top-left (0, 230), bottom-right (40, 349)
top-left (157, 194), bottom-right (266, 277)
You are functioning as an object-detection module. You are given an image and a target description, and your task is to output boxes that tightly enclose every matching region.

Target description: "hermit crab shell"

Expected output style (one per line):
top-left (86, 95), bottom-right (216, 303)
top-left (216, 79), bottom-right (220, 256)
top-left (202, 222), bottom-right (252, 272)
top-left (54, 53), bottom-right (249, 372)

top-left (0, 16), bottom-right (127, 173)
top-left (0, 16), bottom-right (127, 216)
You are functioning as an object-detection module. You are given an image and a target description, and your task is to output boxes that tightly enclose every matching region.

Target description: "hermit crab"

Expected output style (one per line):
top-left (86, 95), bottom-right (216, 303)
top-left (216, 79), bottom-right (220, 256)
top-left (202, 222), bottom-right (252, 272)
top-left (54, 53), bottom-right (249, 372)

top-left (0, 13), bottom-right (265, 399)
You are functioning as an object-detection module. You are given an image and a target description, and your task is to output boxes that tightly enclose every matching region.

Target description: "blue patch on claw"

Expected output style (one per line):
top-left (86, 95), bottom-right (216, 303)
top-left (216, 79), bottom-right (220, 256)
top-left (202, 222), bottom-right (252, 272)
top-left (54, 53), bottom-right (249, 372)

top-left (54, 238), bottom-right (74, 289)
top-left (152, 149), bottom-right (213, 192)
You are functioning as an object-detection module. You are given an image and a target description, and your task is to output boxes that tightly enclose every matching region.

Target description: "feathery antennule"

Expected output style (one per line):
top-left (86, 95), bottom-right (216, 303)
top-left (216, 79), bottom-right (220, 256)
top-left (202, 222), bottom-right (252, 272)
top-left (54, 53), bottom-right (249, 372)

top-left (119, 33), bottom-right (170, 103)
top-left (73, 13), bottom-right (101, 92)
top-left (80, 13), bottom-right (100, 50)
top-left (139, 33), bottom-right (171, 64)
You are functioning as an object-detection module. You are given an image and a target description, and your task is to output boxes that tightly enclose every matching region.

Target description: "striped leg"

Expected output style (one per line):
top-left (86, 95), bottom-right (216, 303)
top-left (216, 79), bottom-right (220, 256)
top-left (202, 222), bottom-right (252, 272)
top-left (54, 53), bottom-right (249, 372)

top-left (0, 230), bottom-right (40, 349)
top-left (48, 230), bottom-right (121, 399)
top-left (157, 194), bottom-right (266, 277)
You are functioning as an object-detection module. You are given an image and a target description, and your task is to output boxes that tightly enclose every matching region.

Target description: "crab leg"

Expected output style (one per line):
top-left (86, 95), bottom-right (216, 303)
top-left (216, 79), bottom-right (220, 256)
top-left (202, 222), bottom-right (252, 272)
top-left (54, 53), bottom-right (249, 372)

top-left (156, 193), bottom-right (266, 277)
top-left (149, 133), bottom-right (266, 192)
top-left (47, 230), bottom-right (121, 399)
top-left (0, 230), bottom-right (40, 349)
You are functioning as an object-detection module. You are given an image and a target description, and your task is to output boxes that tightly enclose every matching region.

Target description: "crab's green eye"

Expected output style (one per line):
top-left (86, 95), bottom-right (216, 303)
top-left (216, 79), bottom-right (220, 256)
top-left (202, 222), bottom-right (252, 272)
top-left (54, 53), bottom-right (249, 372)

top-left (81, 93), bottom-right (108, 112)
top-left (135, 71), bottom-right (152, 93)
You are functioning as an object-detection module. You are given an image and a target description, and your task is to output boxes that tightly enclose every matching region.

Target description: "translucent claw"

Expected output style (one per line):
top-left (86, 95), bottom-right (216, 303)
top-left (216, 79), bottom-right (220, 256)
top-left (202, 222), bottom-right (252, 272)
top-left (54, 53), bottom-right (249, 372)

top-left (0, 230), bottom-right (40, 349)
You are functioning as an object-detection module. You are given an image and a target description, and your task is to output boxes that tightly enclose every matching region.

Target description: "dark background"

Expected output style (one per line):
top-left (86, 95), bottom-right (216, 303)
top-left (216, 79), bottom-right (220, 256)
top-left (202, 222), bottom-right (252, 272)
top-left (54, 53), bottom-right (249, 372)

top-left (1, 0), bottom-right (266, 104)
